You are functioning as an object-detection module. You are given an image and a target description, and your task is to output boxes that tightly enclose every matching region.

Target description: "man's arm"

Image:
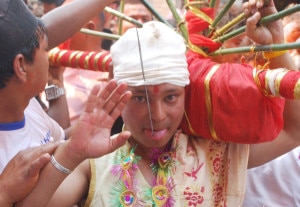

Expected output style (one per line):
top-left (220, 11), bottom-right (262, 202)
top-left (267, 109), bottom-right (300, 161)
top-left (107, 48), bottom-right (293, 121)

top-left (42, 0), bottom-right (117, 49)
top-left (244, 0), bottom-right (300, 168)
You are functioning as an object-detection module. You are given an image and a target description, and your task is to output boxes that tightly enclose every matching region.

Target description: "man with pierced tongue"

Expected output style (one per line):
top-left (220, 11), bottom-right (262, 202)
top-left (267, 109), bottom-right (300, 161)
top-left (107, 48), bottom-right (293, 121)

top-left (32, 1), bottom-right (300, 206)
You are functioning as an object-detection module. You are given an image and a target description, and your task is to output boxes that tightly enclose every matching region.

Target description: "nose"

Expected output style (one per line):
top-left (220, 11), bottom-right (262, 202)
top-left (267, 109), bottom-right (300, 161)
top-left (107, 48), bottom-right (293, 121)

top-left (150, 101), bottom-right (166, 123)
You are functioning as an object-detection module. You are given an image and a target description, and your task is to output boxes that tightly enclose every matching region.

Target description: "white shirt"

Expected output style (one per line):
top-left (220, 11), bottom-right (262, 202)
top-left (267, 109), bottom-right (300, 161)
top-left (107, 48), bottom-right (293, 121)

top-left (243, 147), bottom-right (300, 207)
top-left (0, 98), bottom-right (64, 172)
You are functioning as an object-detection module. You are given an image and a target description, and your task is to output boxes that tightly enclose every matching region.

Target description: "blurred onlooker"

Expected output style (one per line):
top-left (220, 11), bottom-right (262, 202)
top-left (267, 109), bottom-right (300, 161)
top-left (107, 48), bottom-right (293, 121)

top-left (39, 0), bottom-right (65, 14)
top-left (283, 4), bottom-right (300, 70)
top-left (44, 0), bottom-right (110, 130)
top-left (118, 0), bottom-right (153, 34)
top-left (26, 0), bottom-right (44, 17)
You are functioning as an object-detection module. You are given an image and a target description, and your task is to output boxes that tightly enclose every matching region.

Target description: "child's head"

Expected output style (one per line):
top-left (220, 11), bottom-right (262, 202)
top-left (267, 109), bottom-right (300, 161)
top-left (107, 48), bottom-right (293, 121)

top-left (111, 21), bottom-right (189, 149)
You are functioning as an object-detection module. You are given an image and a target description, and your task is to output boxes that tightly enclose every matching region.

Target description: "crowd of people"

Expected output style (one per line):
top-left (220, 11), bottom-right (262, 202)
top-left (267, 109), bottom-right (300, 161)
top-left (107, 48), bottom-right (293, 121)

top-left (1, 0), bottom-right (300, 206)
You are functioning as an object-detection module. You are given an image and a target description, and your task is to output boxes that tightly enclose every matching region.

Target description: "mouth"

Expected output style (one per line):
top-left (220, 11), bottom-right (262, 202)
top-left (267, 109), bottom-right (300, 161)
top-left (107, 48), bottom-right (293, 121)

top-left (144, 128), bottom-right (167, 141)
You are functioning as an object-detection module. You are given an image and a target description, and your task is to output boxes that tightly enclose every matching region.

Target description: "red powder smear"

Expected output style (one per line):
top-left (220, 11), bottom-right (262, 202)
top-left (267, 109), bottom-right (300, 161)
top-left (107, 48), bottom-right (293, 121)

top-left (153, 85), bottom-right (159, 94)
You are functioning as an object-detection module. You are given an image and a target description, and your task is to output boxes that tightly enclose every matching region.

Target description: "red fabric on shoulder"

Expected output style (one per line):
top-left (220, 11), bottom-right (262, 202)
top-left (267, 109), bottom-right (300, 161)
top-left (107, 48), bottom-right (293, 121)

top-left (180, 51), bottom-right (284, 143)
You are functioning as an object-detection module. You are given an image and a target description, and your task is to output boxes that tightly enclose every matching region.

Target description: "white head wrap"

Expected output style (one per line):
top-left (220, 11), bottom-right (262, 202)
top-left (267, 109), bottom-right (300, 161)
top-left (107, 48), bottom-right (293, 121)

top-left (110, 21), bottom-right (190, 87)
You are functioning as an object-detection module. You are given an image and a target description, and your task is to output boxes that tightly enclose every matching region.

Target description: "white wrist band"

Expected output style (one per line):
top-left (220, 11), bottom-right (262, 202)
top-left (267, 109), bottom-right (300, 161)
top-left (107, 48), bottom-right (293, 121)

top-left (50, 155), bottom-right (72, 174)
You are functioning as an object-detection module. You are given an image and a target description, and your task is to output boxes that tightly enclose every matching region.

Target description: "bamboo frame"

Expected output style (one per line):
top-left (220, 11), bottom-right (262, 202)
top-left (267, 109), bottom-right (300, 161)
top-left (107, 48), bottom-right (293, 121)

top-left (214, 4), bottom-right (300, 43)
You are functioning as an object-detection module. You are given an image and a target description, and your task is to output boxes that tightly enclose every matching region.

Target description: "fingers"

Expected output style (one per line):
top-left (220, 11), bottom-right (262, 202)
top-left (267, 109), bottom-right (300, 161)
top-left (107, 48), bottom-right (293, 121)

top-left (21, 141), bottom-right (62, 177)
top-left (110, 90), bottom-right (132, 120)
top-left (24, 141), bottom-right (62, 160)
top-left (102, 82), bottom-right (131, 119)
top-left (84, 84), bottom-right (102, 113)
top-left (26, 154), bottom-right (51, 177)
top-left (243, 0), bottom-right (272, 17)
top-left (96, 80), bottom-right (130, 117)
top-left (109, 131), bottom-right (131, 153)
top-left (85, 80), bottom-right (131, 121)
top-left (245, 12), bottom-right (261, 36)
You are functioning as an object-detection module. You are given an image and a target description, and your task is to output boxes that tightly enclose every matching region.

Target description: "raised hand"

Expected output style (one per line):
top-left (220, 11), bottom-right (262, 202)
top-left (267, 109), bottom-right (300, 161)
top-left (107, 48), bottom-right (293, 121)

top-left (66, 79), bottom-right (132, 160)
top-left (243, 0), bottom-right (284, 45)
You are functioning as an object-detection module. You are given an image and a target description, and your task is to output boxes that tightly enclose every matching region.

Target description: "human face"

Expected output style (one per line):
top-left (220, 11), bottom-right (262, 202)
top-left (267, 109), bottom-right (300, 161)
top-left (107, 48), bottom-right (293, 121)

top-left (26, 35), bottom-right (49, 95)
top-left (42, 3), bottom-right (57, 14)
top-left (122, 83), bottom-right (185, 151)
top-left (121, 3), bottom-right (152, 34)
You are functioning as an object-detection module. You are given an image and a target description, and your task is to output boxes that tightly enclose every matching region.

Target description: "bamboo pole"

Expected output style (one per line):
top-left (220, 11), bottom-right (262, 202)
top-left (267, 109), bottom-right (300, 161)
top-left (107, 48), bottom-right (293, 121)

top-left (207, 0), bottom-right (236, 37)
top-left (140, 0), bottom-right (173, 28)
top-left (104, 7), bottom-right (143, 28)
top-left (117, 0), bottom-right (125, 35)
top-left (211, 13), bottom-right (245, 39)
top-left (209, 0), bottom-right (217, 8)
top-left (166, 0), bottom-right (188, 41)
top-left (80, 28), bottom-right (120, 40)
top-left (210, 41), bottom-right (300, 56)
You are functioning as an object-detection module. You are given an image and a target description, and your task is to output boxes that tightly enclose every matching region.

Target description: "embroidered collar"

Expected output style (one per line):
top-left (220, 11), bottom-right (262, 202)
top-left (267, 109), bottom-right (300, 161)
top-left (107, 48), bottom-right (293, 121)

top-left (110, 143), bottom-right (177, 207)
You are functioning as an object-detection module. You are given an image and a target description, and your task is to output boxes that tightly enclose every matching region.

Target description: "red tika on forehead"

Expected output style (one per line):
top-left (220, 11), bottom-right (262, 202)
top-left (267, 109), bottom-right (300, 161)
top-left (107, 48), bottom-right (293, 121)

top-left (153, 85), bottom-right (159, 94)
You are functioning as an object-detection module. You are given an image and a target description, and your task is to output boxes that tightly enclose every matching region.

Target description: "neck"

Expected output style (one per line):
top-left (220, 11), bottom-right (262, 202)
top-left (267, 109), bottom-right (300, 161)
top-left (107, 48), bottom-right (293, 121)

top-left (128, 138), bottom-right (173, 161)
top-left (0, 86), bottom-right (29, 123)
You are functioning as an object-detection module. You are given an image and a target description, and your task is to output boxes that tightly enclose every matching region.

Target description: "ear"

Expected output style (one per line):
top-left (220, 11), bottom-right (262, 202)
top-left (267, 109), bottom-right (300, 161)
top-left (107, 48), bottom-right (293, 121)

top-left (13, 54), bottom-right (28, 83)
top-left (87, 20), bottom-right (96, 30)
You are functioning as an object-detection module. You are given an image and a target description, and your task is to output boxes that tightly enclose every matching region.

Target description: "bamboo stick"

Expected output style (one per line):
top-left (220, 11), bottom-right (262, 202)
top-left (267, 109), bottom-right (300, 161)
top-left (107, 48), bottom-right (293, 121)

top-left (80, 28), bottom-right (120, 40)
top-left (104, 7), bottom-right (143, 28)
top-left (210, 41), bottom-right (300, 56)
top-left (117, 0), bottom-right (125, 35)
top-left (212, 13), bottom-right (245, 39)
top-left (209, 0), bottom-right (217, 8)
top-left (140, 0), bottom-right (173, 28)
top-left (166, 0), bottom-right (188, 41)
top-left (207, 0), bottom-right (236, 37)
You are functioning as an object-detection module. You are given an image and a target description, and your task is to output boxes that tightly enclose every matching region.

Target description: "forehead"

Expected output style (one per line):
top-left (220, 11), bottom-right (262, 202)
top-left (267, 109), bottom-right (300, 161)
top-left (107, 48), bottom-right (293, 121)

top-left (124, 4), bottom-right (151, 16)
top-left (128, 83), bottom-right (184, 94)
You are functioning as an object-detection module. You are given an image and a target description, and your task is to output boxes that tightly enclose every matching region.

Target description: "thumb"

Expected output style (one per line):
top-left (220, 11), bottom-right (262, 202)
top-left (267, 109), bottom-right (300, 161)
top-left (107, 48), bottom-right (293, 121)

top-left (27, 153), bottom-right (51, 178)
top-left (109, 131), bottom-right (131, 152)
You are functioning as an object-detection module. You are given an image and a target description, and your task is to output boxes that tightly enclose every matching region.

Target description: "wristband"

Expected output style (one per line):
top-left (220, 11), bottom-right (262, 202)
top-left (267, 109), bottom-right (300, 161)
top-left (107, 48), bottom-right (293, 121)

top-left (50, 155), bottom-right (72, 174)
top-left (263, 50), bottom-right (288, 59)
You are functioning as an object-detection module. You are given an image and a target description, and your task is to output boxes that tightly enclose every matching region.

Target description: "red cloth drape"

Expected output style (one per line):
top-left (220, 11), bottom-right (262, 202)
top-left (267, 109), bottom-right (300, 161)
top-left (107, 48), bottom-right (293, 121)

top-left (180, 51), bottom-right (284, 143)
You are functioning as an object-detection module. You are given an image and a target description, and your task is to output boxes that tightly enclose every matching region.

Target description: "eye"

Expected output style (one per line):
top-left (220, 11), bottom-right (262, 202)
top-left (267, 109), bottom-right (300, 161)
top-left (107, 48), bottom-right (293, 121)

top-left (165, 94), bottom-right (177, 103)
top-left (133, 95), bottom-right (146, 103)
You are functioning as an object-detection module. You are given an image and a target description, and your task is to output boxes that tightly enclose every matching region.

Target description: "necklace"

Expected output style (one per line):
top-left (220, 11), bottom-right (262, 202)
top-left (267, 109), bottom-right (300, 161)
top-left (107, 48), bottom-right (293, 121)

top-left (110, 144), bottom-right (176, 207)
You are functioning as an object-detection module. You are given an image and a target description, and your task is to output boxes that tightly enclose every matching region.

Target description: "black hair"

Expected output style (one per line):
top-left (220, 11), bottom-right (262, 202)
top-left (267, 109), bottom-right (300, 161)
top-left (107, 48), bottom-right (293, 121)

top-left (39, 0), bottom-right (65, 6)
top-left (0, 19), bottom-right (47, 89)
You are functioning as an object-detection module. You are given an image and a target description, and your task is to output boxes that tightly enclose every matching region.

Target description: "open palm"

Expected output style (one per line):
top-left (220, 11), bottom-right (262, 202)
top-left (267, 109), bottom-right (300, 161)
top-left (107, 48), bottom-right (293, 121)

top-left (68, 80), bottom-right (131, 159)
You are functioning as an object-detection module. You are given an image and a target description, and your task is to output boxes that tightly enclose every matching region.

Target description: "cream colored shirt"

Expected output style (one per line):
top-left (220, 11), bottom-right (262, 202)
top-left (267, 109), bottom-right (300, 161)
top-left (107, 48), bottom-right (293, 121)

top-left (85, 131), bottom-right (249, 207)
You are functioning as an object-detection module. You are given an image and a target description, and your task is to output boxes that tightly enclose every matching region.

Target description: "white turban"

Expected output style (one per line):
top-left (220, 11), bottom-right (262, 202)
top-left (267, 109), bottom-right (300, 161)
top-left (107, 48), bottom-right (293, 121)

top-left (110, 21), bottom-right (190, 87)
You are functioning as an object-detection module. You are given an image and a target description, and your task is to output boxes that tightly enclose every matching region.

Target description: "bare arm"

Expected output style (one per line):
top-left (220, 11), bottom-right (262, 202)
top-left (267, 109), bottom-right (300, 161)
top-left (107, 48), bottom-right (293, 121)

top-left (248, 53), bottom-right (300, 168)
top-left (43, 0), bottom-right (116, 49)
top-left (243, 0), bottom-right (300, 168)
top-left (47, 66), bottom-right (70, 129)
top-left (47, 160), bottom-right (91, 207)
